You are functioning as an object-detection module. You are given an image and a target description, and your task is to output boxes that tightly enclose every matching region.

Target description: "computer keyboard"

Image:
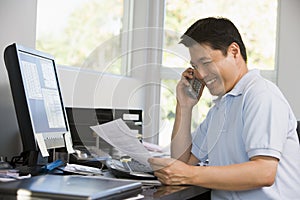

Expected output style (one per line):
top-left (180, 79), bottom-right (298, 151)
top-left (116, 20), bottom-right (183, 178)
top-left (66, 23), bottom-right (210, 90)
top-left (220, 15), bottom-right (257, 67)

top-left (106, 158), bottom-right (156, 180)
top-left (118, 158), bottom-right (153, 173)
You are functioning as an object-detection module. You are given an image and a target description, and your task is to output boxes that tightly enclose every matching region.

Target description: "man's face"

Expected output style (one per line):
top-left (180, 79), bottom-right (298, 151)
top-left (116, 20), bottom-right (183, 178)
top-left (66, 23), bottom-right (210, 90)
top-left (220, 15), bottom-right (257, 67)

top-left (189, 43), bottom-right (241, 97)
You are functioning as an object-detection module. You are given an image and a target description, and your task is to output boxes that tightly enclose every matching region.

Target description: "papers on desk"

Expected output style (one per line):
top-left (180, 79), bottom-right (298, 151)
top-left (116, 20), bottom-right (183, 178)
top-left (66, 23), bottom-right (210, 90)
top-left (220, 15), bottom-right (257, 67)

top-left (90, 119), bottom-right (152, 167)
top-left (63, 163), bottom-right (103, 176)
top-left (0, 169), bottom-right (31, 182)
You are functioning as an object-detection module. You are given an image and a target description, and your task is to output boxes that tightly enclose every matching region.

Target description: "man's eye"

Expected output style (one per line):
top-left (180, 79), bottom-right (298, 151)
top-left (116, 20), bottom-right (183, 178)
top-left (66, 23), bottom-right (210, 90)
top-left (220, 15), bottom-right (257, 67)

top-left (203, 61), bottom-right (211, 66)
top-left (202, 61), bottom-right (212, 67)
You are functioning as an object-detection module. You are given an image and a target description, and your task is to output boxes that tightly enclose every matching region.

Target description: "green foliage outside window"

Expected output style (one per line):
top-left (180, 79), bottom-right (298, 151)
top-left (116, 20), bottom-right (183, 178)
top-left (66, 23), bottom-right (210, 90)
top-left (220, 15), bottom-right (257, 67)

top-left (36, 0), bottom-right (123, 74)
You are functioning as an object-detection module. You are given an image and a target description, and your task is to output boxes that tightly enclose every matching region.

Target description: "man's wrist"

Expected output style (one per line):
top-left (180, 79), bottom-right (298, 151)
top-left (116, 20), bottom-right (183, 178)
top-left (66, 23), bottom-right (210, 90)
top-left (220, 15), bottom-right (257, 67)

top-left (176, 100), bottom-right (193, 112)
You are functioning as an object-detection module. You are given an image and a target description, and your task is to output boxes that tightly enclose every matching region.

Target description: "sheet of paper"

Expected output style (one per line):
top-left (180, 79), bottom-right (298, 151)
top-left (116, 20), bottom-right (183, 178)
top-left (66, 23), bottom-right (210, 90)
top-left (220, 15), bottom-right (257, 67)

top-left (90, 119), bottom-right (152, 166)
top-left (35, 134), bottom-right (49, 157)
top-left (64, 132), bottom-right (75, 154)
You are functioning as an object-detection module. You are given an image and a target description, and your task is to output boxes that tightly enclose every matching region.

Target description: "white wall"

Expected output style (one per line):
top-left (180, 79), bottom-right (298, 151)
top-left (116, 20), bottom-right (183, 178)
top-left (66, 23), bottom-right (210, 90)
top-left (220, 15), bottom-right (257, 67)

top-left (277, 0), bottom-right (300, 119)
top-left (0, 0), bottom-right (37, 159)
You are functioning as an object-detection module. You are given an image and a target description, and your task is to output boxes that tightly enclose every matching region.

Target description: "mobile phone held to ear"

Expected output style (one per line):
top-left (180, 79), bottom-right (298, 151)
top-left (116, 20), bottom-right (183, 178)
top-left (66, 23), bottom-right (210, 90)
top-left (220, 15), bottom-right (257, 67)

top-left (186, 77), bottom-right (203, 99)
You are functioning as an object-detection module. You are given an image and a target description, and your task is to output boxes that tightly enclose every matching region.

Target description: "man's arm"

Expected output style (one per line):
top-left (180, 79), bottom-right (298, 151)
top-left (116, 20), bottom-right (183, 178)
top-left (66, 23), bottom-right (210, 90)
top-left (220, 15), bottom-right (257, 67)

top-left (149, 156), bottom-right (278, 191)
top-left (171, 102), bottom-right (193, 162)
top-left (171, 68), bottom-right (204, 163)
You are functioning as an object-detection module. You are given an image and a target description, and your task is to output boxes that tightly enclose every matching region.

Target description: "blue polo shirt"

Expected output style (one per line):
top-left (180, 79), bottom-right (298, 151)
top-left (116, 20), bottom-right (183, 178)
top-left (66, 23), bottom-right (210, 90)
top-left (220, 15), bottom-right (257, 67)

top-left (191, 69), bottom-right (300, 199)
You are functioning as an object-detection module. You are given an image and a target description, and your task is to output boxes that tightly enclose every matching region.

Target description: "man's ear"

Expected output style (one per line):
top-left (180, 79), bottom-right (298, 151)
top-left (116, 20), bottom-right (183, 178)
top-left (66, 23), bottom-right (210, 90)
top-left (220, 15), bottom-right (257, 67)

top-left (228, 42), bottom-right (240, 58)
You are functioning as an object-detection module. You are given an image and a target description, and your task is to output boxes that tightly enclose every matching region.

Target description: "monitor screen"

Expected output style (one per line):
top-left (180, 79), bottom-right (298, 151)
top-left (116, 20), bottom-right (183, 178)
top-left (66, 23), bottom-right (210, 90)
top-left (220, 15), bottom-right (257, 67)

top-left (4, 43), bottom-right (73, 161)
top-left (18, 51), bottom-right (67, 133)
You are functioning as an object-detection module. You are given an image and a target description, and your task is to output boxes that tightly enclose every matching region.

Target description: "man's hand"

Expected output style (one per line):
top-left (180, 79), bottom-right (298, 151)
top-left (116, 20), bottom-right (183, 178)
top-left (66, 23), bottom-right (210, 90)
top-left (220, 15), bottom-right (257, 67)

top-left (177, 68), bottom-right (204, 108)
top-left (148, 157), bottom-right (196, 185)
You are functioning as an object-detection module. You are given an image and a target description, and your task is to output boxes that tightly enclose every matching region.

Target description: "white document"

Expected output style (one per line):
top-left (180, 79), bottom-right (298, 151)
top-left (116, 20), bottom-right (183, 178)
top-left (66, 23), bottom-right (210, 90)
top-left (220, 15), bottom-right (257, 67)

top-left (35, 134), bottom-right (49, 157)
top-left (64, 132), bottom-right (75, 154)
top-left (90, 119), bottom-right (152, 167)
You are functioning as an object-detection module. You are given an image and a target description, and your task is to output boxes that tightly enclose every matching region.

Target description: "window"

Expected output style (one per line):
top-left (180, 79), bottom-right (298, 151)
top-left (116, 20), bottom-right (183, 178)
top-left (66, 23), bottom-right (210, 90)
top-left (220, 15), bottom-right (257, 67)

top-left (35, 0), bottom-right (279, 147)
top-left (159, 0), bottom-right (278, 147)
top-left (36, 0), bottom-right (130, 75)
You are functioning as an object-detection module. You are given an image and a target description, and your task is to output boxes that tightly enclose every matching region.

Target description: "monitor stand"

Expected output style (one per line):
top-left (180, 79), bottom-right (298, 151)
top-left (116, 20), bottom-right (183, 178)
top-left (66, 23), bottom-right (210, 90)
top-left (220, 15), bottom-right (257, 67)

top-left (17, 148), bottom-right (68, 176)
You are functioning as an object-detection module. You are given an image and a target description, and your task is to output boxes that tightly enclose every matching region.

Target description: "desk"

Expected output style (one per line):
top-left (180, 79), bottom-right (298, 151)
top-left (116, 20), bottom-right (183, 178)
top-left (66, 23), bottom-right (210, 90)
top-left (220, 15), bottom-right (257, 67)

top-left (0, 173), bottom-right (209, 200)
top-left (141, 185), bottom-right (210, 200)
top-left (102, 170), bottom-right (210, 200)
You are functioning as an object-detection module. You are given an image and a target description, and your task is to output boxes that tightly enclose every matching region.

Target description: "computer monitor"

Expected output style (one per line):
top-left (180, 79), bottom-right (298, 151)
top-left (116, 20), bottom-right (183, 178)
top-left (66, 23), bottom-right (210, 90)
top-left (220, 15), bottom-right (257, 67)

top-left (4, 43), bottom-right (73, 166)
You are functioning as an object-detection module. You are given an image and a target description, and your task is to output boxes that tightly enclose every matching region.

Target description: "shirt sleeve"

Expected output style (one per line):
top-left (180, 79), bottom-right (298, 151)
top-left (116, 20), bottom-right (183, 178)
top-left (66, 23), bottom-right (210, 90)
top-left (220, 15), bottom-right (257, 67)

top-left (242, 80), bottom-right (290, 160)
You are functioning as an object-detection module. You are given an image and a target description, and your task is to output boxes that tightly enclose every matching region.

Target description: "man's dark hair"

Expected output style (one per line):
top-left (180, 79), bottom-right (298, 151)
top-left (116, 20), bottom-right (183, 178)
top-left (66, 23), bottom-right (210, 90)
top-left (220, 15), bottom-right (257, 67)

top-left (180, 17), bottom-right (247, 62)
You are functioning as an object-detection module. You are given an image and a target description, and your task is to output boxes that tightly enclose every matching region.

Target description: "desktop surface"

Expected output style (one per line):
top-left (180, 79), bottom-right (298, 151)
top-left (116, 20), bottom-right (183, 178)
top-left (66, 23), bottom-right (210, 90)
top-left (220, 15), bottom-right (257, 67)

top-left (142, 184), bottom-right (209, 200)
top-left (102, 170), bottom-right (210, 200)
top-left (0, 172), bottom-right (209, 200)
top-left (0, 174), bottom-right (142, 200)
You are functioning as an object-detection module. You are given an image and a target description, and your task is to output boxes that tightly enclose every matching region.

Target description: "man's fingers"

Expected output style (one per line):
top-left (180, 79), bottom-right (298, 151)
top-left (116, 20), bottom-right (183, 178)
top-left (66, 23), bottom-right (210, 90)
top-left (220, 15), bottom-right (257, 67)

top-left (148, 158), bottom-right (166, 170)
top-left (182, 68), bottom-right (194, 79)
top-left (148, 157), bottom-right (177, 171)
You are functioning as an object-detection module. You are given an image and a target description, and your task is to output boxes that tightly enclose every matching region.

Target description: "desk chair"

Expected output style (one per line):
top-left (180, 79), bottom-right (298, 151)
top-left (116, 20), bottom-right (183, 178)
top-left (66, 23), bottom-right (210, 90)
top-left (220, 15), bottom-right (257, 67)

top-left (297, 121), bottom-right (300, 143)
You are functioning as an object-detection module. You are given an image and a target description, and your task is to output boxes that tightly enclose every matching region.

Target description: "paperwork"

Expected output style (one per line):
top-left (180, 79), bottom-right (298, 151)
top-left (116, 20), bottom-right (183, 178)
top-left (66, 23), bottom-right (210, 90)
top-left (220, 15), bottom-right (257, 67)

top-left (0, 170), bottom-right (31, 182)
top-left (90, 119), bottom-right (152, 167)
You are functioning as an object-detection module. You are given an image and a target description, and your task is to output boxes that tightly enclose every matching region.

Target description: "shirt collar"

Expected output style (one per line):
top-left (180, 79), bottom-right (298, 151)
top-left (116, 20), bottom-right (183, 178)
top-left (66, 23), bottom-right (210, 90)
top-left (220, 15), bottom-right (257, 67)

top-left (213, 69), bottom-right (260, 104)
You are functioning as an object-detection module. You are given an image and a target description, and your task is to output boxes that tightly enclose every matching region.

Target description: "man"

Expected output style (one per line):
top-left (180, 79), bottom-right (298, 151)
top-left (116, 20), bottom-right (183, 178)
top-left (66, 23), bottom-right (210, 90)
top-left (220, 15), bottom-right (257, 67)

top-left (148, 17), bottom-right (300, 199)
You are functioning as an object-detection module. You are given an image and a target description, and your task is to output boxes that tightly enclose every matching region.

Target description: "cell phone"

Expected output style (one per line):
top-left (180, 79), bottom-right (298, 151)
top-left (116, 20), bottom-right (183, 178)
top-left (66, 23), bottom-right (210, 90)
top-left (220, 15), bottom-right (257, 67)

top-left (186, 77), bottom-right (203, 99)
